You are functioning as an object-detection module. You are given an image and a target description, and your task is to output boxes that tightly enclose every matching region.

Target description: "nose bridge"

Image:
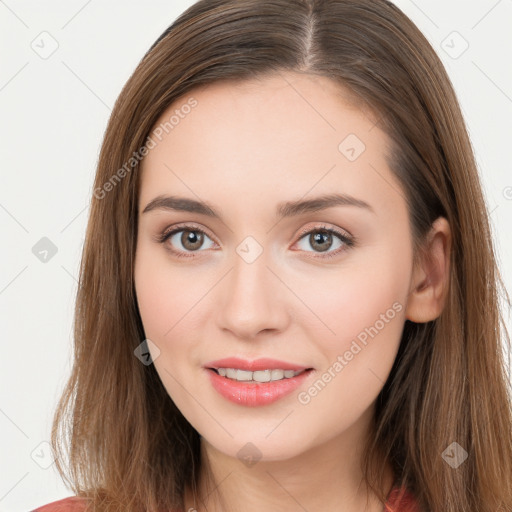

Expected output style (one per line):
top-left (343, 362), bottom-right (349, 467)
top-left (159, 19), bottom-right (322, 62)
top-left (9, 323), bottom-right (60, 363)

top-left (217, 239), bottom-right (287, 337)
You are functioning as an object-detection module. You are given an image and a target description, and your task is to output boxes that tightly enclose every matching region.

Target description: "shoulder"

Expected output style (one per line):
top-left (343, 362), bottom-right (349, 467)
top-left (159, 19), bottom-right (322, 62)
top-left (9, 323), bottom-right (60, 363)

top-left (385, 485), bottom-right (420, 512)
top-left (31, 496), bottom-right (89, 512)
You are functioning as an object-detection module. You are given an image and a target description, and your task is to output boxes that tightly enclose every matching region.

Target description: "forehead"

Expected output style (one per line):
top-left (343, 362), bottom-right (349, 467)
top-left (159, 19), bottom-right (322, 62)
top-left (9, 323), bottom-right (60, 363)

top-left (139, 71), bottom-right (402, 218)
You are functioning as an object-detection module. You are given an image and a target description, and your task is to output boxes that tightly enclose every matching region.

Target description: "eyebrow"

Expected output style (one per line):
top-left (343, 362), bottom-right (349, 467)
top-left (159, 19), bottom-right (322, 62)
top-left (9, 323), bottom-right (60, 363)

top-left (141, 192), bottom-right (375, 219)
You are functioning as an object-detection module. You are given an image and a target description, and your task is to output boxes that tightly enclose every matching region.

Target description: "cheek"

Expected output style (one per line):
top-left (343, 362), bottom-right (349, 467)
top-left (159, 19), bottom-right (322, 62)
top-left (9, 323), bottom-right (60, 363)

top-left (134, 264), bottom-right (172, 339)
top-left (134, 247), bottom-right (203, 407)
top-left (294, 271), bottom-right (406, 433)
top-left (134, 246), bottom-right (203, 340)
top-left (297, 252), bottom-right (408, 345)
top-left (292, 244), bottom-right (410, 413)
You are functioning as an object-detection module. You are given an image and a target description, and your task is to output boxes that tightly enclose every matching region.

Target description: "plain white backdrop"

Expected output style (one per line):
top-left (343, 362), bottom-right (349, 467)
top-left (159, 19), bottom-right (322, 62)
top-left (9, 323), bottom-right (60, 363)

top-left (1, 1), bottom-right (511, 510)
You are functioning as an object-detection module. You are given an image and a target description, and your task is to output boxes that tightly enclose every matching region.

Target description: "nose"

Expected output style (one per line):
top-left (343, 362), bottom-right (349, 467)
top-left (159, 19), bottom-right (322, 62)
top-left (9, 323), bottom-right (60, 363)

top-left (215, 247), bottom-right (290, 340)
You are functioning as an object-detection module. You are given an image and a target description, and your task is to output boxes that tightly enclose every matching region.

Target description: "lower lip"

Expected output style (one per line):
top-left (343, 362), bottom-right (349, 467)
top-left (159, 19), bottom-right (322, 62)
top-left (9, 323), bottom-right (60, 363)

top-left (205, 368), bottom-right (314, 407)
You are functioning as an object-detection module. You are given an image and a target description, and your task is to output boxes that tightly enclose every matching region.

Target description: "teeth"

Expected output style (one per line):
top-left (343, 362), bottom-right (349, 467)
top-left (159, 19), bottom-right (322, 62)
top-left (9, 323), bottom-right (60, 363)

top-left (214, 368), bottom-right (304, 382)
top-left (271, 369), bottom-right (284, 380)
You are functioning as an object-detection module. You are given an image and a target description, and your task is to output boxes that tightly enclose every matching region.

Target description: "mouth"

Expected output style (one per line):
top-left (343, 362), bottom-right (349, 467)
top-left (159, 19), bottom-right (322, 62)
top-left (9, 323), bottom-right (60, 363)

top-left (205, 366), bottom-right (315, 407)
top-left (203, 357), bottom-right (315, 406)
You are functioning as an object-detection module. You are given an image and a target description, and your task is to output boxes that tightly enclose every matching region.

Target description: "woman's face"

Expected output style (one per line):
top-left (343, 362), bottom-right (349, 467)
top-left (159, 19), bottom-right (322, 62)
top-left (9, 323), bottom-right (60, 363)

top-left (134, 71), bottom-right (415, 461)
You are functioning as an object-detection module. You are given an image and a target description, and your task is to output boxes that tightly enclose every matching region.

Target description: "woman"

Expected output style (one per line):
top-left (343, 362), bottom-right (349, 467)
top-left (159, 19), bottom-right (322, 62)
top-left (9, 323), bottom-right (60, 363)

top-left (33, 0), bottom-right (512, 511)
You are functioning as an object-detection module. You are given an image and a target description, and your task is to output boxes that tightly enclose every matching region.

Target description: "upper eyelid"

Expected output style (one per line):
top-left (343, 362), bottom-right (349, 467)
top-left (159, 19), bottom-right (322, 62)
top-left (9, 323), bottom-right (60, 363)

top-left (295, 223), bottom-right (352, 240)
top-left (161, 222), bottom-right (218, 243)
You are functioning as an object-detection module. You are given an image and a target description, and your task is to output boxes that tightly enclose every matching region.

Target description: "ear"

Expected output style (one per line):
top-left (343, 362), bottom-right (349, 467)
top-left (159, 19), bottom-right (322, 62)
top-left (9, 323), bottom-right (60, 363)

top-left (405, 217), bottom-right (452, 323)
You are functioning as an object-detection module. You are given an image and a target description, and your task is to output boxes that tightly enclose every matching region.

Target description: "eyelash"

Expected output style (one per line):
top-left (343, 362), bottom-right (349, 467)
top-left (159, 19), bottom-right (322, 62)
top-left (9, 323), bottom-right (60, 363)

top-left (155, 223), bottom-right (356, 260)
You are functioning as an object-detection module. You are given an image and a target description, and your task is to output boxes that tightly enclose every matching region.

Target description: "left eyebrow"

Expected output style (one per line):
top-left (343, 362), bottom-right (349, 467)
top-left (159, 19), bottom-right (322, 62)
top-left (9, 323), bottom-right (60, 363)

top-left (141, 192), bottom-right (375, 220)
top-left (277, 192), bottom-right (375, 217)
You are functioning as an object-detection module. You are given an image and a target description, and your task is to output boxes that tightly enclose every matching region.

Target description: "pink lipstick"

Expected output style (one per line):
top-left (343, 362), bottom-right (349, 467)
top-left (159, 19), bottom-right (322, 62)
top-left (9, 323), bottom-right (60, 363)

top-left (204, 357), bottom-right (314, 407)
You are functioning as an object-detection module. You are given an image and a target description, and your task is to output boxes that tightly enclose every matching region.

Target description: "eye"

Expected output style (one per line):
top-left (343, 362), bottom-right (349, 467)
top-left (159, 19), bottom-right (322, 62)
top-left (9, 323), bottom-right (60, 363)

top-left (292, 224), bottom-right (355, 259)
top-left (156, 224), bottom-right (217, 259)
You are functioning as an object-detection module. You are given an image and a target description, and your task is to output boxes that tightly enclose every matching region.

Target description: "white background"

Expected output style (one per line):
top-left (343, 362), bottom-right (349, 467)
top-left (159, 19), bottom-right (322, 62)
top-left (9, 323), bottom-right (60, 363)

top-left (1, 1), bottom-right (511, 510)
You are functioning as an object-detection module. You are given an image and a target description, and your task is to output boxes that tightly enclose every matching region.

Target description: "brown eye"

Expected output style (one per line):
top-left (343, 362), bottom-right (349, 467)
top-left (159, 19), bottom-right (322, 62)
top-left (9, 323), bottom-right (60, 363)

top-left (308, 230), bottom-right (334, 252)
top-left (180, 230), bottom-right (204, 251)
top-left (158, 225), bottom-right (216, 258)
top-left (294, 225), bottom-right (354, 259)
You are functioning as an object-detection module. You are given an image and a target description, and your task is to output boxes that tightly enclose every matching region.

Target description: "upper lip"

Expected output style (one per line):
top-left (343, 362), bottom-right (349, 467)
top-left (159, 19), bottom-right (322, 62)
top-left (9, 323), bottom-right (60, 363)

top-left (204, 357), bottom-right (312, 372)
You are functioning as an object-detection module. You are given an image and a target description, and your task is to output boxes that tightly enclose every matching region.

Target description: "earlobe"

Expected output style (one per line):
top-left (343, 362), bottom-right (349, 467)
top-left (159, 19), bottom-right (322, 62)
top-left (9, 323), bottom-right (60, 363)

top-left (405, 217), bottom-right (452, 323)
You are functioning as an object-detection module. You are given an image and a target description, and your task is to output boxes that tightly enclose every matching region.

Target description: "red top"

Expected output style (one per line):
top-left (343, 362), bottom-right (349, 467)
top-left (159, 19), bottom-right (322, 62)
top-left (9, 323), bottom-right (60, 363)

top-left (385, 485), bottom-right (420, 511)
top-left (31, 485), bottom-right (419, 512)
top-left (31, 496), bottom-right (88, 512)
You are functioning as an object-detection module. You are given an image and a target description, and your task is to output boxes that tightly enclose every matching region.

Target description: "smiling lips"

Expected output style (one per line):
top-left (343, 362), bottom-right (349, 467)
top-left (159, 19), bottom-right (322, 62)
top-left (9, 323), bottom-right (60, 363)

top-left (204, 357), bottom-right (314, 406)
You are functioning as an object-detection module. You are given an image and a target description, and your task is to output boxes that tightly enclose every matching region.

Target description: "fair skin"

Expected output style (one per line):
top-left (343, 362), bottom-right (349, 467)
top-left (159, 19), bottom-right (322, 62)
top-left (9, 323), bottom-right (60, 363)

top-left (134, 71), bottom-right (451, 512)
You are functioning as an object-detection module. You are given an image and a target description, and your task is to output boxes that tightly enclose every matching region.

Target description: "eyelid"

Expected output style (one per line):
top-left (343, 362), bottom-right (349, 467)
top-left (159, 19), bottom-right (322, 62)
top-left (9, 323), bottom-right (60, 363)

top-left (294, 222), bottom-right (353, 241)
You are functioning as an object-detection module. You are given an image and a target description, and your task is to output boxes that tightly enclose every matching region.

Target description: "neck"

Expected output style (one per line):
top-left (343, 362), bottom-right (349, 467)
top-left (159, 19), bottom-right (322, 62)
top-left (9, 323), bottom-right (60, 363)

top-left (184, 406), bottom-right (395, 512)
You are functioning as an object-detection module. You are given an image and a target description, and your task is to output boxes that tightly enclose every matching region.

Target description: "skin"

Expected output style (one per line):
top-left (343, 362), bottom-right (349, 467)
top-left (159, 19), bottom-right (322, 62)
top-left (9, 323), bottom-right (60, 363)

top-left (134, 71), bottom-right (451, 512)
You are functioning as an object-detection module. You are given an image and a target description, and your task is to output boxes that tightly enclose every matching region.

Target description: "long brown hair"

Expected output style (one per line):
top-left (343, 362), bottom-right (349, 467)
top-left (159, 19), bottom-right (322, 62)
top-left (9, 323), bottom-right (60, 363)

top-left (50, 0), bottom-right (512, 510)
